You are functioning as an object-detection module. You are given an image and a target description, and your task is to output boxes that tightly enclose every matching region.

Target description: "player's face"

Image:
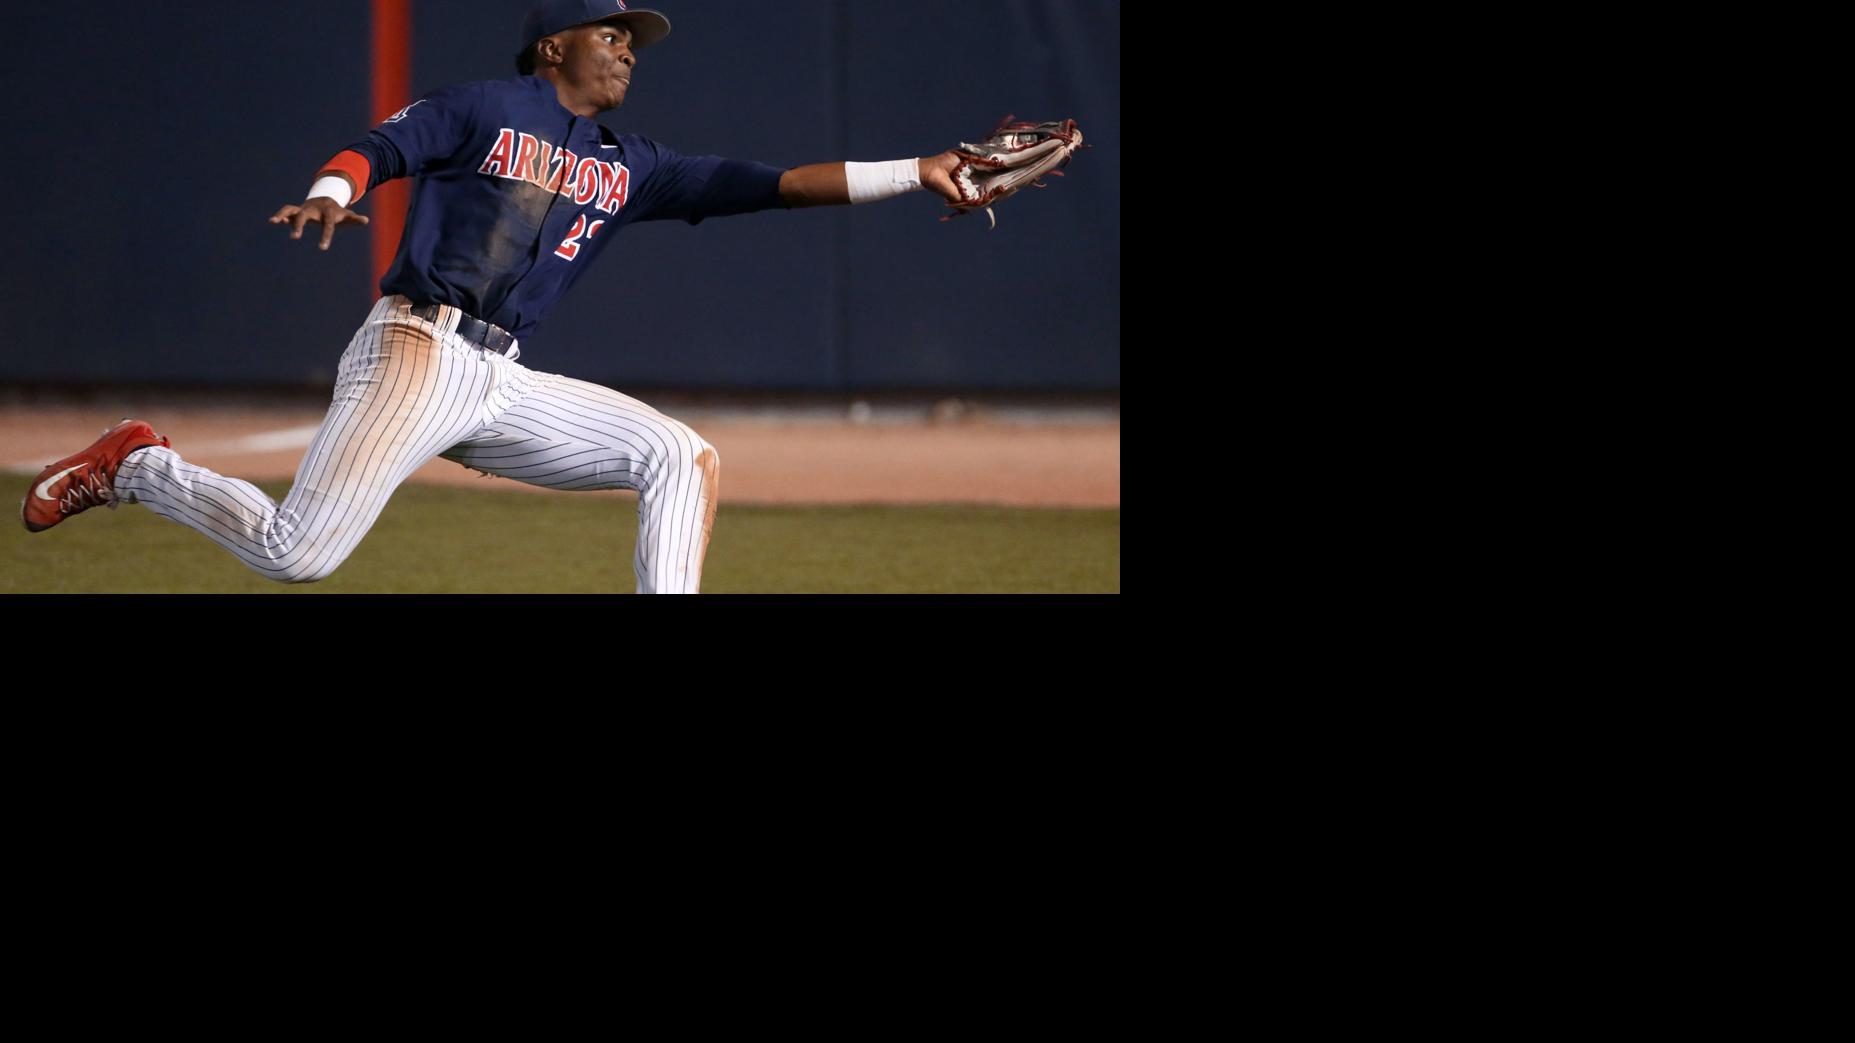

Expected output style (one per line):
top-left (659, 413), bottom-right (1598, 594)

top-left (559, 22), bottom-right (637, 112)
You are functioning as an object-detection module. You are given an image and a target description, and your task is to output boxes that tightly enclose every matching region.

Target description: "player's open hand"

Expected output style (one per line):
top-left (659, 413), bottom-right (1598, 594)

top-left (269, 198), bottom-right (370, 251)
top-left (918, 151), bottom-right (966, 205)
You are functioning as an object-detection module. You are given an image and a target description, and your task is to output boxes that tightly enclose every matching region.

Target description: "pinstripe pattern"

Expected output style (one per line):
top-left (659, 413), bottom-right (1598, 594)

top-left (440, 370), bottom-right (718, 591)
top-left (113, 295), bottom-right (719, 593)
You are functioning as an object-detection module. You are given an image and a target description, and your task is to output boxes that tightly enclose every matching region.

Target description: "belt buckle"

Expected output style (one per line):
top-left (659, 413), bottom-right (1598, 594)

top-left (411, 301), bottom-right (510, 357)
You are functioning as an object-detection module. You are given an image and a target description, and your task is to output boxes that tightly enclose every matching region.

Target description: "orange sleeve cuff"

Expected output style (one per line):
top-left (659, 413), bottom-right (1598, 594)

top-left (317, 150), bottom-right (373, 204)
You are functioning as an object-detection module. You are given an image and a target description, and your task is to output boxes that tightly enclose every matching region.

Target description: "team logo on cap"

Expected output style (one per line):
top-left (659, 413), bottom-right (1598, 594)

top-left (615, 1), bottom-right (628, 10)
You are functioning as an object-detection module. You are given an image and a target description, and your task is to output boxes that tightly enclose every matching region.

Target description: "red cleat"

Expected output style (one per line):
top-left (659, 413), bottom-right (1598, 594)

top-left (21, 418), bottom-right (170, 533)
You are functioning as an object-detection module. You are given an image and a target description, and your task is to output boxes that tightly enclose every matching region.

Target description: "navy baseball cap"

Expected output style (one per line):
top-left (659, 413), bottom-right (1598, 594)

top-left (522, 1), bottom-right (671, 51)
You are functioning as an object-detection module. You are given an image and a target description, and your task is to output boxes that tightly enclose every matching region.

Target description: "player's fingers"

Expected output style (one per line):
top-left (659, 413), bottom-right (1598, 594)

top-left (319, 222), bottom-right (336, 250)
top-left (291, 208), bottom-right (313, 239)
top-left (349, 213), bottom-right (371, 225)
top-left (269, 205), bottom-right (300, 224)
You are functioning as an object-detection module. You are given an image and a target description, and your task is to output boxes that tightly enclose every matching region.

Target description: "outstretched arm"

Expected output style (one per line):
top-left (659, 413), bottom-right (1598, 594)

top-left (266, 84), bottom-right (480, 250)
top-left (779, 152), bottom-right (964, 208)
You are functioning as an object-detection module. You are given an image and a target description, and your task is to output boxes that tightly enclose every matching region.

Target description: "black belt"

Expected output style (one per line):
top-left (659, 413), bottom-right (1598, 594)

top-left (409, 302), bottom-right (517, 356)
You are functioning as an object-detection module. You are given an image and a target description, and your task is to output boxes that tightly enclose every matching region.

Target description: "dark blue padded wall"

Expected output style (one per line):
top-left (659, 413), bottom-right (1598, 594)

top-left (0, 4), bottom-right (375, 386)
top-left (842, 1), bottom-right (1120, 389)
top-left (0, 2), bottom-right (1119, 391)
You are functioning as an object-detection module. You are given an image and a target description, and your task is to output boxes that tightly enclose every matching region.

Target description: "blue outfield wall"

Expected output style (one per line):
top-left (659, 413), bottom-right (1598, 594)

top-left (0, 1), bottom-right (1120, 391)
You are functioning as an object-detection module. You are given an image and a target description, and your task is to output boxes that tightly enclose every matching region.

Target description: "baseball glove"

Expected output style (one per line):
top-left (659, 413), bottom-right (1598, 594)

top-left (944, 116), bottom-right (1084, 229)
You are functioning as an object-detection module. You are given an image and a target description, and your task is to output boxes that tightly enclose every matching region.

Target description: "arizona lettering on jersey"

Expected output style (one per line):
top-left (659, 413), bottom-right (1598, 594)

top-left (478, 129), bottom-right (631, 213)
top-left (338, 75), bottom-right (788, 341)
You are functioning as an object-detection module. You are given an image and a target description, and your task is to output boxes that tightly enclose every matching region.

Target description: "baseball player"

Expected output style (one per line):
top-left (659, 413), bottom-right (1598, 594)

top-left (20, 0), bottom-right (972, 593)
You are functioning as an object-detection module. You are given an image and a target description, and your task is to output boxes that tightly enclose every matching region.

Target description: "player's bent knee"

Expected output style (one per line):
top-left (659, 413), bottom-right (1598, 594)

top-left (696, 439), bottom-right (719, 481)
top-left (669, 421), bottom-right (705, 456)
top-left (272, 558), bottom-right (342, 584)
top-left (682, 432), bottom-right (719, 494)
top-left (692, 436), bottom-right (719, 486)
top-left (655, 423), bottom-right (713, 473)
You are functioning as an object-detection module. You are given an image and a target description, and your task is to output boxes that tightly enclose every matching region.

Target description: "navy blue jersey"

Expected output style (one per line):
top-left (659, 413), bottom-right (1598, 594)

top-left (344, 75), bottom-right (789, 340)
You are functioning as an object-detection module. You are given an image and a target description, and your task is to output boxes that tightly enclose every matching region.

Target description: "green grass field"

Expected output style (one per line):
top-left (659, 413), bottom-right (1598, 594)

top-left (2, 474), bottom-right (1119, 593)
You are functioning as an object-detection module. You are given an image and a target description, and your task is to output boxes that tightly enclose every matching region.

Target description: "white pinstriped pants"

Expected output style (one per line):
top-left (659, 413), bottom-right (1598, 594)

top-left (113, 295), bottom-right (719, 593)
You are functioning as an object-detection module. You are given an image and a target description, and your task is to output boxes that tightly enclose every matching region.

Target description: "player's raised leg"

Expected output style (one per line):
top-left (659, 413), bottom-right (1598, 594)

top-left (95, 298), bottom-right (515, 583)
top-left (440, 373), bottom-right (719, 594)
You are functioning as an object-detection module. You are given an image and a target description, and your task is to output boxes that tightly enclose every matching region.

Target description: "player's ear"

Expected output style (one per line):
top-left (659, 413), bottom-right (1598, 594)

top-left (536, 33), bottom-right (567, 68)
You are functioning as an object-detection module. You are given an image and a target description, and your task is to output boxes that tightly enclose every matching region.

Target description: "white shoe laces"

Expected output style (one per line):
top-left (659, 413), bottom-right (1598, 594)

top-left (59, 469), bottom-right (119, 515)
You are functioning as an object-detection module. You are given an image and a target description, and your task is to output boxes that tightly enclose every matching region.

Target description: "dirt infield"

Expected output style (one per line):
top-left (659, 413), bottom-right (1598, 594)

top-left (1, 403), bottom-right (1119, 507)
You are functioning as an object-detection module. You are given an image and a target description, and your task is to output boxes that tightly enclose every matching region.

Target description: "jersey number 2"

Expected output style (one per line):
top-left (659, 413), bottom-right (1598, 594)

top-left (555, 215), bottom-right (606, 261)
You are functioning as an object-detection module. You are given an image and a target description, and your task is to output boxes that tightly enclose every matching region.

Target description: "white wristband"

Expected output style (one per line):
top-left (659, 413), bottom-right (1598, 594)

top-left (845, 159), bottom-right (922, 204)
top-left (307, 175), bottom-right (354, 208)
